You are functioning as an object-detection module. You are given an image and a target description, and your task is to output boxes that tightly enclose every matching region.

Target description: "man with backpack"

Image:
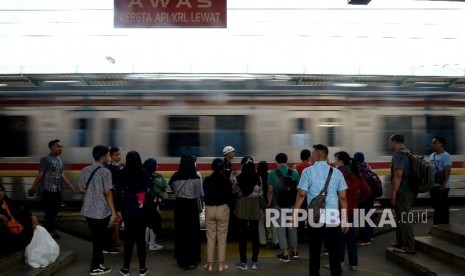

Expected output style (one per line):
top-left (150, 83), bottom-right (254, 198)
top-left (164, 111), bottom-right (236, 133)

top-left (354, 152), bottom-right (383, 245)
top-left (389, 133), bottom-right (417, 254)
top-left (267, 153), bottom-right (300, 262)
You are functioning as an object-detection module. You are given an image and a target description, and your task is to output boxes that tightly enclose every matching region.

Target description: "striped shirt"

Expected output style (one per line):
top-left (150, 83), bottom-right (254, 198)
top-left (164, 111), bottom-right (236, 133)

top-left (79, 163), bottom-right (113, 219)
top-left (38, 154), bottom-right (63, 193)
top-left (172, 178), bottom-right (202, 199)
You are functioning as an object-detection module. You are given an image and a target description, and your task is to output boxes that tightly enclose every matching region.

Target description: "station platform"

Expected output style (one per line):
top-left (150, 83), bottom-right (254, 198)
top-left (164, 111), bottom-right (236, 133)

top-left (2, 207), bottom-right (464, 276)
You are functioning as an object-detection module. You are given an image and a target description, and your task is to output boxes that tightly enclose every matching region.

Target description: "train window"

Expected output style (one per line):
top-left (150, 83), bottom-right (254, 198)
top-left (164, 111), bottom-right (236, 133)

top-left (214, 116), bottom-right (247, 156)
top-left (73, 118), bottom-right (93, 147)
top-left (381, 115), bottom-right (457, 155)
top-left (426, 116), bottom-right (457, 155)
top-left (167, 116), bottom-right (200, 156)
top-left (291, 118), bottom-right (311, 147)
top-left (319, 118), bottom-right (342, 147)
top-left (0, 116), bottom-right (29, 157)
top-left (381, 116), bottom-right (413, 154)
top-left (106, 118), bottom-right (125, 147)
top-left (167, 115), bottom-right (247, 157)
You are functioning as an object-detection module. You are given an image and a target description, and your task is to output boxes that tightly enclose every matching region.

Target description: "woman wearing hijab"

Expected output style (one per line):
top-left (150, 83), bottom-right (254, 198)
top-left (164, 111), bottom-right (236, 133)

top-left (119, 151), bottom-right (151, 276)
top-left (202, 158), bottom-right (232, 272)
top-left (0, 183), bottom-right (38, 254)
top-left (143, 158), bottom-right (167, 251)
top-left (169, 153), bottom-right (202, 270)
top-left (234, 156), bottom-right (263, 271)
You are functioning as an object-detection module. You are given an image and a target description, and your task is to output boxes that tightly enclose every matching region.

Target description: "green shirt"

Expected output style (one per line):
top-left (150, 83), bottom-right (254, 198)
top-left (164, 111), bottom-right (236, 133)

top-left (268, 164), bottom-right (300, 208)
top-left (151, 175), bottom-right (167, 200)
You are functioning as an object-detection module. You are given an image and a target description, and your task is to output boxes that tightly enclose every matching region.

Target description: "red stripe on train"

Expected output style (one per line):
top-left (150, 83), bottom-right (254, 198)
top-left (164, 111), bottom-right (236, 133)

top-left (0, 161), bottom-right (464, 171)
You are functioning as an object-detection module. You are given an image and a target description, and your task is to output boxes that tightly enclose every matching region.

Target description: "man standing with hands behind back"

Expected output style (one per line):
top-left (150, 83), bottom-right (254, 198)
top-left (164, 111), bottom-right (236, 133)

top-left (28, 139), bottom-right (75, 239)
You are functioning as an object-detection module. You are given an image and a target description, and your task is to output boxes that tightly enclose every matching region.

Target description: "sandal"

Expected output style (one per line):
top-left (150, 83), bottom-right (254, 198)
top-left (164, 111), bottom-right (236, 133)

top-left (219, 264), bottom-right (229, 272)
top-left (203, 264), bottom-right (212, 272)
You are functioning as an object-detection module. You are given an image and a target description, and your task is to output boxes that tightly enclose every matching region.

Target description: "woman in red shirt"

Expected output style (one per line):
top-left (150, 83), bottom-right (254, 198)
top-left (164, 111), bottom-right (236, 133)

top-left (334, 151), bottom-right (371, 271)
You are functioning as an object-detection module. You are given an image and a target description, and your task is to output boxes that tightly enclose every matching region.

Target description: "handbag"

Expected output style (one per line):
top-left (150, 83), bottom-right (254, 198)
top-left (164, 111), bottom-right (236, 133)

top-left (2, 201), bottom-right (24, 235)
top-left (433, 154), bottom-right (445, 184)
top-left (308, 168), bottom-right (333, 223)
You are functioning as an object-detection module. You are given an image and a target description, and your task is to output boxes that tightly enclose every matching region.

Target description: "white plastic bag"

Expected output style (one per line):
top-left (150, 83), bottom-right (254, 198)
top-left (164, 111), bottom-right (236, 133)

top-left (25, 225), bottom-right (60, 268)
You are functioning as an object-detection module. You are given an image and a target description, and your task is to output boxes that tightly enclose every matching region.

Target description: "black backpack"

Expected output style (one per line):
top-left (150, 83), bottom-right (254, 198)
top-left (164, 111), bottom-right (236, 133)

top-left (275, 168), bottom-right (298, 208)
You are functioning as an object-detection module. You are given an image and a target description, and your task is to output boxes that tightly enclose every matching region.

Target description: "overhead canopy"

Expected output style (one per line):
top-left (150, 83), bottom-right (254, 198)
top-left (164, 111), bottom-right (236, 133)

top-left (1, 73), bottom-right (464, 92)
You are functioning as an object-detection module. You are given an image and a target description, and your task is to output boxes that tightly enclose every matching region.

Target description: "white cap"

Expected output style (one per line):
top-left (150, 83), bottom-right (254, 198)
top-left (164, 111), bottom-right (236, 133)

top-left (222, 146), bottom-right (235, 155)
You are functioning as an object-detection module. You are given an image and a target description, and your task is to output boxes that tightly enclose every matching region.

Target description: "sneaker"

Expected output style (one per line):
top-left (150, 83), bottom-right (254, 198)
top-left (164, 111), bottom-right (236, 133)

top-left (291, 251), bottom-right (299, 259)
top-left (90, 265), bottom-right (111, 275)
top-left (148, 244), bottom-right (163, 251)
top-left (251, 262), bottom-right (258, 270)
top-left (276, 253), bottom-right (291, 263)
top-left (103, 248), bottom-right (120, 254)
top-left (350, 266), bottom-right (357, 271)
top-left (139, 268), bottom-right (148, 276)
top-left (235, 262), bottom-right (248, 270)
top-left (321, 248), bottom-right (329, 255)
top-left (119, 268), bottom-right (130, 276)
top-left (357, 241), bottom-right (371, 246)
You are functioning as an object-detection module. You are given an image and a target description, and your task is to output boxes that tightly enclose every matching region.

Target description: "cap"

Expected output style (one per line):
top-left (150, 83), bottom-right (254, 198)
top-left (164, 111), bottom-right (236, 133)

top-left (222, 146), bottom-right (235, 155)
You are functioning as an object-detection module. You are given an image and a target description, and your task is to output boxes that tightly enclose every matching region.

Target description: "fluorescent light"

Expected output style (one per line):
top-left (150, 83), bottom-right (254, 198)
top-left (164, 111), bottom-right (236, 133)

top-left (43, 80), bottom-right (81, 83)
top-left (333, 83), bottom-right (367, 87)
top-left (318, 123), bottom-right (342, 127)
top-left (414, 81), bottom-right (450, 85)
top-left (0, 83), bottom-right (7, 87)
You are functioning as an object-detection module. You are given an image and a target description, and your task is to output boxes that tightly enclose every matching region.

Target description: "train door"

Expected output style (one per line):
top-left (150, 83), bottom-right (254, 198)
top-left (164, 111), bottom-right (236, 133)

top-left (65, 111), bottom-right (128, 162)
top-left (289, 110), bottom-right (348, 162)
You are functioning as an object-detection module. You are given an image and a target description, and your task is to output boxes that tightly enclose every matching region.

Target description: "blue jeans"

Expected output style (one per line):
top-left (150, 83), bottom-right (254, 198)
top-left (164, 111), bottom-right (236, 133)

top-left (339, 217), bottom-right (357, 266)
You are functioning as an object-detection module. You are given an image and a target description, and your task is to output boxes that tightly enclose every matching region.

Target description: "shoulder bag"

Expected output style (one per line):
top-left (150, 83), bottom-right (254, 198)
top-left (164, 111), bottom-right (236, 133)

top-left (308, 168), bottom-right (333, 223)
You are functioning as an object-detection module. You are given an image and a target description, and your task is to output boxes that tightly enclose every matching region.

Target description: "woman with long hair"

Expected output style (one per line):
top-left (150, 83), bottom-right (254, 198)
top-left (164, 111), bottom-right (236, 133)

top-left (119, 151), bottom-right (151, 276)
top-left (202, 158), bottom-right (232, 272)
top-left (256, 161), bottom-right (269, 246)
top-left (333, 151), bottom-right (371, 271)
top-left (234, 156), bottom-right (263, 271)
top-left (169, 153), bottom-right (202, 270)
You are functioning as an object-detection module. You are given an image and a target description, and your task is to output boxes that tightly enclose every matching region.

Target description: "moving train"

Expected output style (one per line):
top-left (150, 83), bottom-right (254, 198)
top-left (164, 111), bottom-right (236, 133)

top-left (1, 81), bottom-right (465, 203)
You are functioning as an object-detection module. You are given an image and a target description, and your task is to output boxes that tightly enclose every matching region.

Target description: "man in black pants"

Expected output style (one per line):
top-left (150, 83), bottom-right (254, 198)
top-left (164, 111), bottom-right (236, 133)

top-left (79, 145), bottom-right (120, 276)
top-left (429, 136), bottom-right (452, 226)
top-left (28, 139), bottom-right (74, 239)
top-left (293, 144), bottom-right (349, 276)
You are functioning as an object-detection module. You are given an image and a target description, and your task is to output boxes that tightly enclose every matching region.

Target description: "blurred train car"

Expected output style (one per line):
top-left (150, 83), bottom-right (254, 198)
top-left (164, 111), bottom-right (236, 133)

top-left (1, 85), bottom-right (465, 206)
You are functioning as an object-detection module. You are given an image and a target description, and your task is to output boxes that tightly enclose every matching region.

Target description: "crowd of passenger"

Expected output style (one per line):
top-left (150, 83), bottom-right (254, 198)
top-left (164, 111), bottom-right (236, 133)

top-left (0, 133), bottom-right (452, 276)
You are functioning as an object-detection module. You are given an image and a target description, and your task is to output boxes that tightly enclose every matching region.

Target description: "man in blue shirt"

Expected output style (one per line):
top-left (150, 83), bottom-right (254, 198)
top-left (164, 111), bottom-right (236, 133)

top-left (293, 144), bottom-right (348, 276)
top-left (429, 135), bottom-right (452, 226)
